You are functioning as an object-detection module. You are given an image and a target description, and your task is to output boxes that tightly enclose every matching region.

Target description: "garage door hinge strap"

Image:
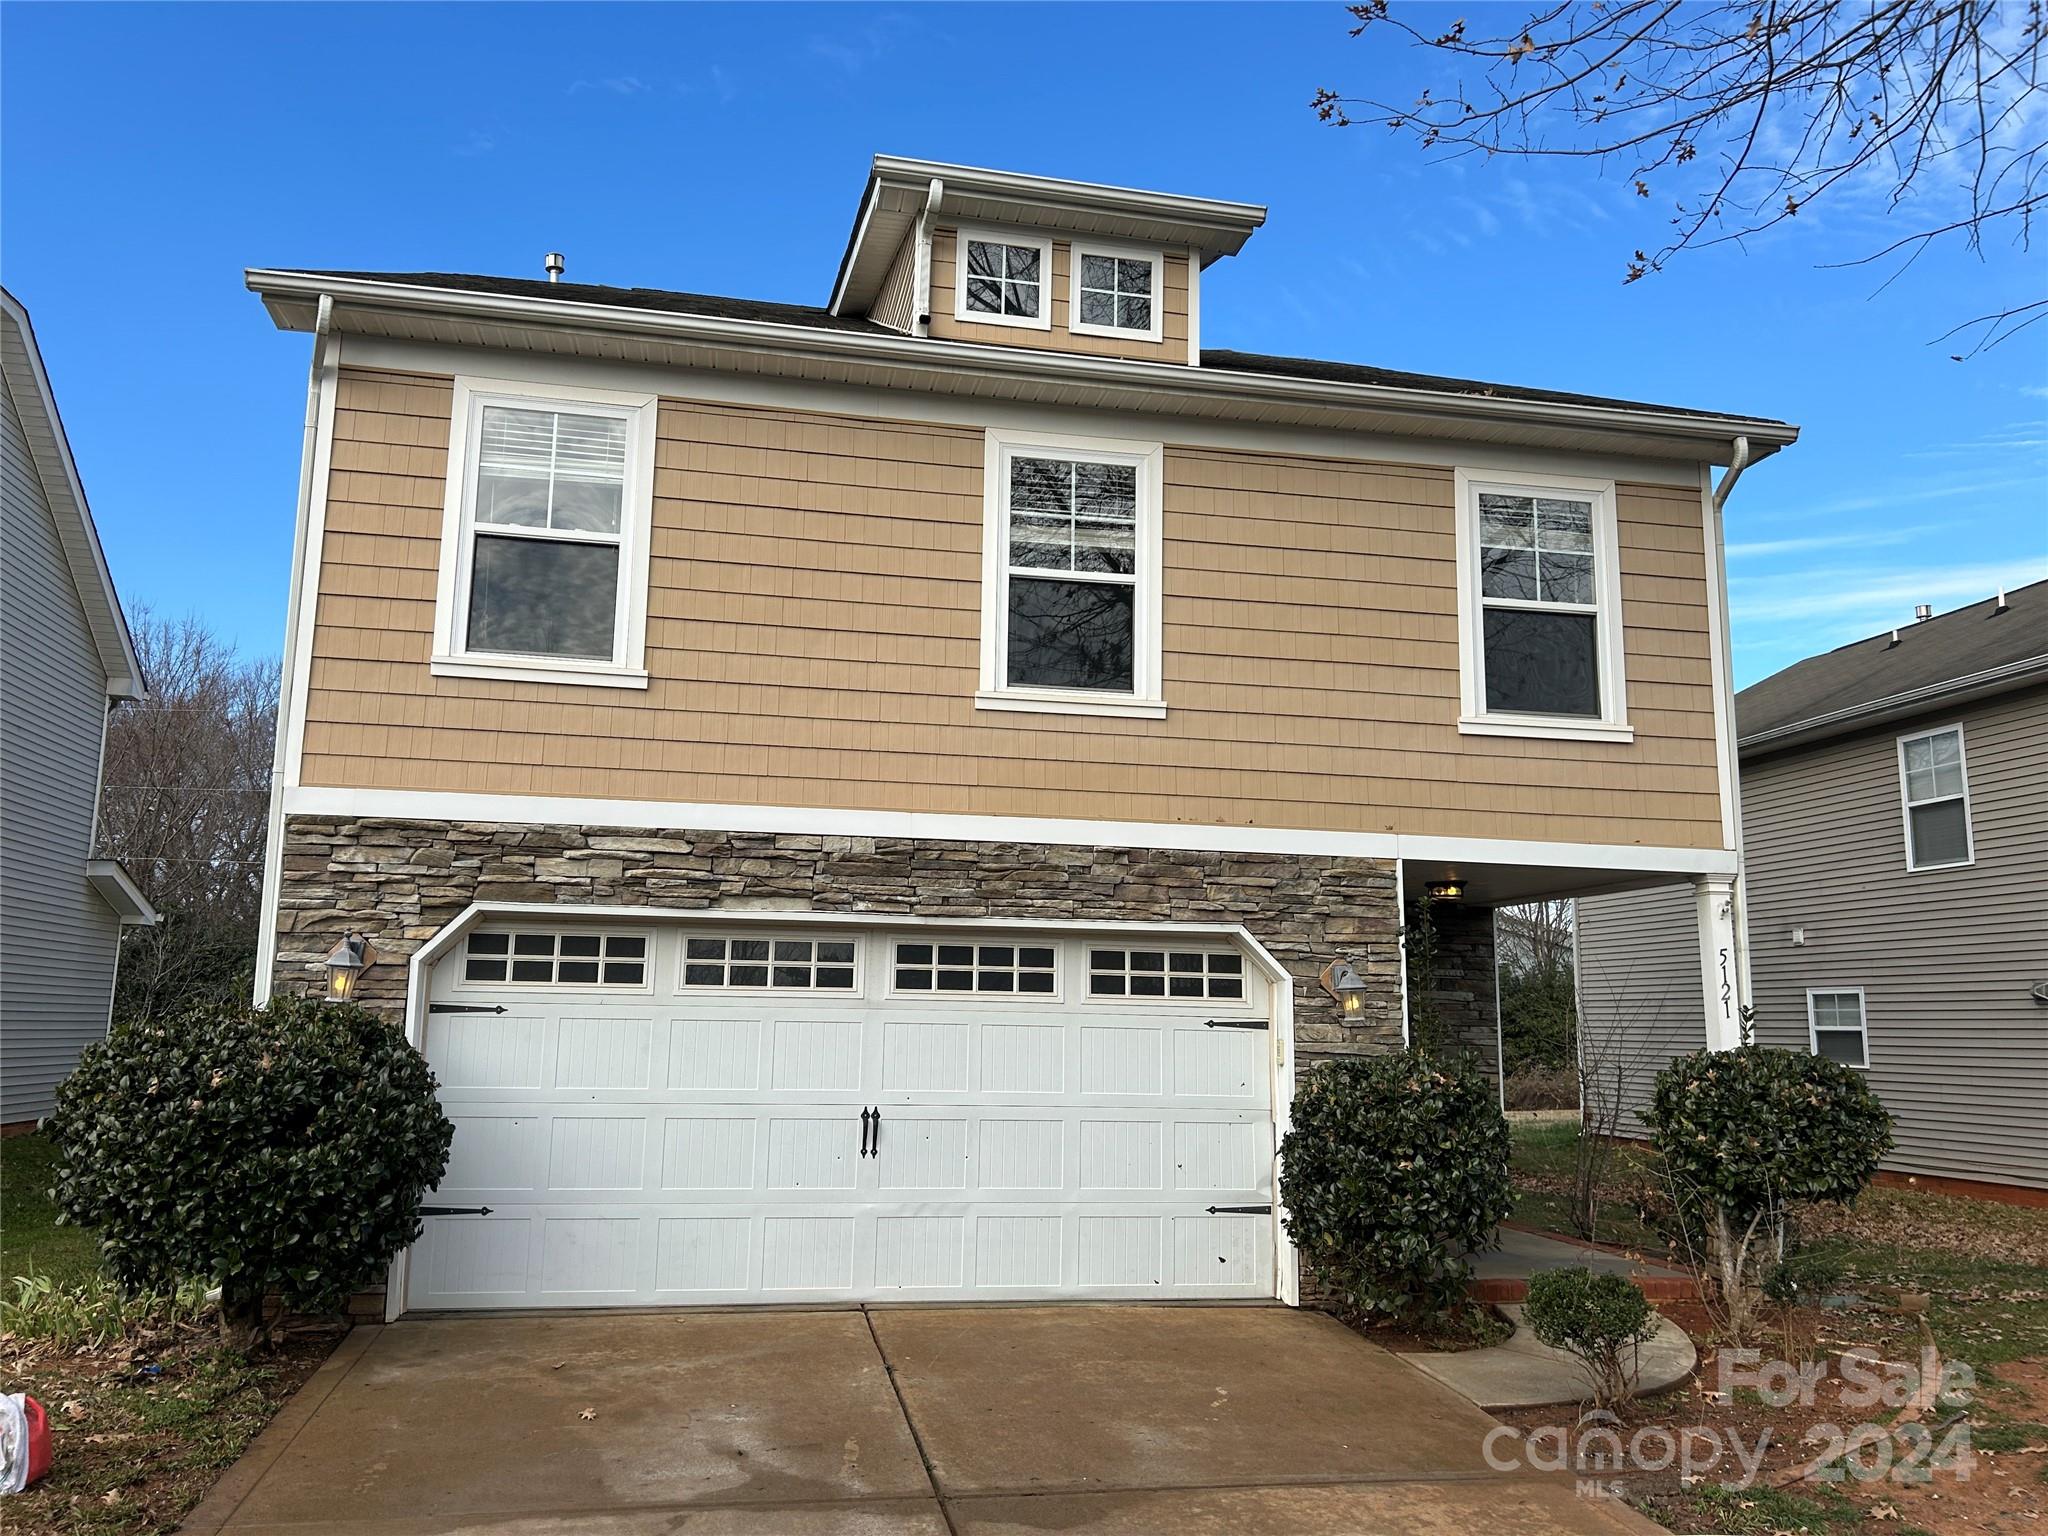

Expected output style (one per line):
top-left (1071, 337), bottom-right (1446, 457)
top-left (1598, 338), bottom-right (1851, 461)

top-left (429, 1003), bottom-right (508, 1015)
top-left (1204, 1205), bottom-right (1270, 1215)
top-left (420, 1205), bottom-right (494, 1216)
top-left (1203, 1018), bottom-right (1269, 1030)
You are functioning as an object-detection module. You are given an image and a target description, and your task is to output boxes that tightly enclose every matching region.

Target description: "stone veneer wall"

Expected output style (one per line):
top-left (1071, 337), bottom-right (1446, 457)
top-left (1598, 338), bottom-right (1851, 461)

top-left (1403, 899), bottom-right (1500, 1085)
top-left (273, 816), bottom-right (1405, 1053)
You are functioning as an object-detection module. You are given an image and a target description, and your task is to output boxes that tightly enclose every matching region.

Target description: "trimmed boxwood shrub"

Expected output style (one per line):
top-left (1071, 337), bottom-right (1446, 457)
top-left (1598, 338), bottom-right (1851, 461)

top-left (45, 994), bottom-right (453, 1349)
top-left (1524, 1266), bottom-right (1657, 1408)
top-left (1279, 1051), bottom-right (1512, 1323)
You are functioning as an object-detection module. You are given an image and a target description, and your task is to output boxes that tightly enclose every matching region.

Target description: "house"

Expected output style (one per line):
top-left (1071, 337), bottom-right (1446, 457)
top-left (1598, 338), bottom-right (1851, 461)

top-left (244, 155), bottom-right (1796, 1315)
top-left (1578, 582), bottom-right (2048, 1197)
top-left (0, 288), bottom-right (156, 1132)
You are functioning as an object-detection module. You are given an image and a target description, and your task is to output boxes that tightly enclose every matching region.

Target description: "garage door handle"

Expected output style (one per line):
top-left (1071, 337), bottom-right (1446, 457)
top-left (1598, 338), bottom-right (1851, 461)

top-left (859, 1107), bottom-right (875, 1158)
top-left (871, 1106), bottom-right (881, 1156)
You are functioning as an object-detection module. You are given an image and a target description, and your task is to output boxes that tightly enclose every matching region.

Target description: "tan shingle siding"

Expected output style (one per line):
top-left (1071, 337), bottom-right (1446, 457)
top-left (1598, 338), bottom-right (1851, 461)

top-left (929, 229), bottom-right (1192, 363)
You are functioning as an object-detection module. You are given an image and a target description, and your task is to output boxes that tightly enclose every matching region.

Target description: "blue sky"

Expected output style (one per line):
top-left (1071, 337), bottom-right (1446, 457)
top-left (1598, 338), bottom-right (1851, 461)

top-left (5, 2), bottom-right (2043, 686)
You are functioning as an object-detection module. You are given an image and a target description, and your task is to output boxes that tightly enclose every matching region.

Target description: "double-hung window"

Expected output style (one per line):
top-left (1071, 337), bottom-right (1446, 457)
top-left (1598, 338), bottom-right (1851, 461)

top-left (1898, 725), bottom-right (1974, 869)
top-left (1070, 247), bottom-right (1162, 340)
top-left (1454, 469), bottom-right (1629, 740)
top-left (432, 377), bottom-right (657, 689)
top-left (978, 428), bottom-right (1164, 717)
top-left (1807, 988), bottom-right (1869, 1069)
top-left (956, 229), bottom-right (1052, 329)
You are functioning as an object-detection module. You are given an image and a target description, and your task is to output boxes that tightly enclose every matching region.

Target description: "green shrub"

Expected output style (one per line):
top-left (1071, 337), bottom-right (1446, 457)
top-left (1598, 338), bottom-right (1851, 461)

top-left (1524, 1266), bottom-right (1658, 1408)
top-left (1644, 1045), bottom-right (1891, 1340)
top-left (44, 994), bottom-right (453, 1350)
top-left (1279, 1051), bottom-right (1512, 1323)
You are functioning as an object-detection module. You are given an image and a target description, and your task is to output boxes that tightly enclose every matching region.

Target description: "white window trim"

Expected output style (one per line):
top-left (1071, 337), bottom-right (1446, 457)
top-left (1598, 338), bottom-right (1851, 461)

top-left (1452, 466), bottom-right (1632, 742)
top-left (1805, 986), bottom-right (1870, 1070)
top-left (1084, 943), bottom-right (1255, 1007)
top-left (977, 426), bottom-right (1166, 719)
top-left (676, 930), bottom-right (865, 995)
top-left (885, 935), bottom-right (1064, 1002)
top-left (457, 925), bottom-right (656, 994)
top-left (1896, 724), bottom-right (1976, 871)
top-left (1067, 240), bottom-right (1166, 342)
top-left (952, 226), bottom-right (1055, 332)
top-left (431, 375), bottom-right (658, 690)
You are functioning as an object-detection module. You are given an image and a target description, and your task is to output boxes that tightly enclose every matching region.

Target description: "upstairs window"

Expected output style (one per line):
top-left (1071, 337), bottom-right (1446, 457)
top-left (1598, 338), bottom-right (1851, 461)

top-left (1071, 248), bottom-right (1162, 340)
top-left (1807, 989), bottom-right (1869, 1068)
top-left (433, 379), bottom-right (656, 689)
top-left (978, 429), bottom-right (1165, 718)
top-left (1455, 470), bottom-right (1630, 742)
top-left (1898, 726), bottom-right (1974, 869)
top-left (955, 230), bottom-right (1052, 330)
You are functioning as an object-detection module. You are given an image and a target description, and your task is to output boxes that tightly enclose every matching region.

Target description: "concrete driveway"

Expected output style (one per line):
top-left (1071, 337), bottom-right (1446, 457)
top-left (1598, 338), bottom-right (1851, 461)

top-left (184, 1305), bottom-right (1660, 1535)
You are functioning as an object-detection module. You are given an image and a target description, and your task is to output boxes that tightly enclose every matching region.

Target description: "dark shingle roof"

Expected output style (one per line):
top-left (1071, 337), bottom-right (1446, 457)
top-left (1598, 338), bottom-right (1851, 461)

top-left (300, 270), bottom-right (1786, 426)
top-left (1738, 578), bottom-right (2048, 746)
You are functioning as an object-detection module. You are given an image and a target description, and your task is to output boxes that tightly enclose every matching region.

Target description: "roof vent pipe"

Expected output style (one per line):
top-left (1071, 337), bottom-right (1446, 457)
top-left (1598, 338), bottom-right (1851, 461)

top-left (544, 252), bottom-right (565, 283)
top-left (1994, 588), bottom-right (2009, 613)
top-left (1915, 603), bottom-right (1934, 623)
top-left (1887, 628), bottom-right (1901, 648)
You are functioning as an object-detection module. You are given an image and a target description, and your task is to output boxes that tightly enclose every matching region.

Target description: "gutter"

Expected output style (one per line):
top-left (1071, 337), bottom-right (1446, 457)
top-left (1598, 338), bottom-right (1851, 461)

top-left (245, 269), bottom-right (1798, 460)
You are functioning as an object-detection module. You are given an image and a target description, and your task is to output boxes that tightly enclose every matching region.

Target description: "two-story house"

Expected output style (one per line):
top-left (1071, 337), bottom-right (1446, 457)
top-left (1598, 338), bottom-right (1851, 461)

top-left (1580, 582), bottom-right (2048, 1198)
top-left (1, 287), bottom-right (156, 1132)
top-left (247, 156), bottom-right (1796, 1316)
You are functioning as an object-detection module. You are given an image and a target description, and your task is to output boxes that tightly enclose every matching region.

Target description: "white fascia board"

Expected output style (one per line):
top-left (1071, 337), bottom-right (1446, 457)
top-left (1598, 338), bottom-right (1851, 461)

top-left (243, 270), bottom-right (1798, 461)
top-left (86, 860), bottom-right (158, 925)
top-left (283, 784), bottom-right (1739, 878)
top-left (866, 155), bottom-right (1268, 246)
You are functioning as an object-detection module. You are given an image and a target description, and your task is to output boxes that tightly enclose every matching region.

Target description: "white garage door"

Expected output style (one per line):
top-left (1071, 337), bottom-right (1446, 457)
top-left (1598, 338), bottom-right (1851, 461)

top-left (406, 922), bottom-right (1279, 1310)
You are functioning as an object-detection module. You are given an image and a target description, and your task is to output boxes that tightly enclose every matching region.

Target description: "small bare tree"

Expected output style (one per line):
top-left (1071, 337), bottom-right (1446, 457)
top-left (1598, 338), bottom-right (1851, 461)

top-left (1314, 2), bottom-right (2048, 354)
top-left (98, 610), bottom-right (277, 1021)
top-left (1571, 967), bottom-right (1676, 1244)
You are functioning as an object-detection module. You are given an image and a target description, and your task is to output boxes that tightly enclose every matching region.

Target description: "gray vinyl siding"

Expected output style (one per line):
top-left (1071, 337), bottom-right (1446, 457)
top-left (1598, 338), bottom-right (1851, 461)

top-left (1574, 882), bottom-right (1703, 1137)
top-left (1578, 685), bottom-right (2048, 1190)
top-left (0, 370), bottom-right (120, 1124)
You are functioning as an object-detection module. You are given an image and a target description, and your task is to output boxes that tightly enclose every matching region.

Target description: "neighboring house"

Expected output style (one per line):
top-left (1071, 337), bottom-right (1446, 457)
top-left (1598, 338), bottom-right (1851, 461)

top-left (1579, 582), bottom-right (2048, 1196)
top-left (245, 155), bottom-right (1797, 1316)
top-left (0, 289), bottom-right (155, 1132)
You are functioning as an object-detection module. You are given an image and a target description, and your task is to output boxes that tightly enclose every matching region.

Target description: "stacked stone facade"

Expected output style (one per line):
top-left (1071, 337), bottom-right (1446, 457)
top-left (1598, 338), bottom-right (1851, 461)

top-left (1403, 898), bottom-right (1501, 1084)
top-left (273, 816), bottom-right (1406, 1053)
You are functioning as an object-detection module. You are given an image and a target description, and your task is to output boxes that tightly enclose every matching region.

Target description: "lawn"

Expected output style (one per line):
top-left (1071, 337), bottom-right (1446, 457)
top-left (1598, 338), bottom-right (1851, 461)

top-left (1505, 1120), bottom-right (2048, 1534)
top-left (3, 1130), bottom-right (105, 1285)
top-left (0, 1133), bottom-right (338, 1535)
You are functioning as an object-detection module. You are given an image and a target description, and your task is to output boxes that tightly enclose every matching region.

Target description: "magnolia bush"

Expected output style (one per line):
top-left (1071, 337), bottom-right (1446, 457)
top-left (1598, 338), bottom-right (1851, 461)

top-left (1279, 1052), bottom-right (1512, 1323)
top-left (46, 994), bottom-right (453, 1350)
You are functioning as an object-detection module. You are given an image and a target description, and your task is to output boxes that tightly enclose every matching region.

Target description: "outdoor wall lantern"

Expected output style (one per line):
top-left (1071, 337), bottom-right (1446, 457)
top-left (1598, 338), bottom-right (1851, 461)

top-left (1318, 960), bottom-right (1369, 1017)
top-left (323, 932), bottom-right (376, 1001)
top-left (1425, 879), bottom-right (1466, 903)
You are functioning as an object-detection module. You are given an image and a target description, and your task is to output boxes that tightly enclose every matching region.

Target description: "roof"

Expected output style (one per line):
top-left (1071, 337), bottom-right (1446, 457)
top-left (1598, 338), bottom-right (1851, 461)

top-left (1738, 579), bottom-right (2048, 753)
top-left (831, 155), bottom-right (1268, 317)
top-left (289, 269), bottom-right (1786, 432)
top-left (0, 288), bottom-right (145, 700)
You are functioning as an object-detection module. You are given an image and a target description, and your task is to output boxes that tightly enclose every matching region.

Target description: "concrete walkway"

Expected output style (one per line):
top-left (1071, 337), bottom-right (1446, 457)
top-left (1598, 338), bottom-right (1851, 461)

top-left (182, 1305), bottom-right (1666, 1535)
top-left (1406, 1304), bottom-right (1698, 1411)
top-left (1471, 1227), bottom-right (1695, 1302)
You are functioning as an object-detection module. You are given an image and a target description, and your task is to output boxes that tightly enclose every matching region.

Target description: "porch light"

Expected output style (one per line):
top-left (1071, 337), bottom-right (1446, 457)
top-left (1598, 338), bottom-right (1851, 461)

top-left (1318, 960), bottom-right (1369, 1017)
top-left (1425, 880), bottom-right (1466, 903)
top-left (323, 932), bottom-right (376, 1000)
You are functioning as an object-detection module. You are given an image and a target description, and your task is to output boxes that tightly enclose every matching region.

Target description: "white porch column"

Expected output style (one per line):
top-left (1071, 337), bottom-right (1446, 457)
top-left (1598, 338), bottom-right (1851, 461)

top-left (1694, 873), bottom-right (1745, 1050)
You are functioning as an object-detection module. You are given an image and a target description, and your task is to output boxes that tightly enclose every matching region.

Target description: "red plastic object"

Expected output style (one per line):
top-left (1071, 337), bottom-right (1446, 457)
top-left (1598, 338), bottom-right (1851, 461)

top-left (20, 1395), bottom-right (50, 1488)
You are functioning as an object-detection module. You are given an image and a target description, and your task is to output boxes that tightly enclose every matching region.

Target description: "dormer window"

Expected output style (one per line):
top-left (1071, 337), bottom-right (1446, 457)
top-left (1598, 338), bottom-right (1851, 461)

top-left (955, 229), bottom-right (1052, 331)
top-left (1071, 247), bottom-right (1162, 341)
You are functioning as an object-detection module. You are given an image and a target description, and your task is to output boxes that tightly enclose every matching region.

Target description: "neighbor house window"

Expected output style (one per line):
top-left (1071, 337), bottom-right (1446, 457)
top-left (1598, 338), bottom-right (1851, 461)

top-left (893, 942), bottom-right (1057, 995)
top-left (682, 936), bottom-right (858, 990)
top-left (1454, 470), bottom-right (1629, 741)
top-left (432, 378), bottom-right (656, 689)
top-left (977, 428), bottom-right (1165, 718)
top-left (1070, 248), bottom-right (1162, 340)
top-left (464, 931), bottom-right (649, 987)
top-left (955, 230), bottom-right (1052, 329)
top-left (1088, 948), bottom-right (1244, 1000)
top-left (1807, 989), bottom-right (1869, 1068)
top-left (1898, 725), bottom-right (1974, 869)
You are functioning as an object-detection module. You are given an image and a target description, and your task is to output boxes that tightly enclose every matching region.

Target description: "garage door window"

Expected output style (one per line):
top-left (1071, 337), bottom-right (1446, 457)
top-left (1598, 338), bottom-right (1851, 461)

top-left (464, 930), bottom-right (648, 987)
top-left (1089, 948), bottom-right (1243, 1000)
top-left (682, 935), bottom-right (857, 990)
top-left (893, 942), bottom-right (1058, 996)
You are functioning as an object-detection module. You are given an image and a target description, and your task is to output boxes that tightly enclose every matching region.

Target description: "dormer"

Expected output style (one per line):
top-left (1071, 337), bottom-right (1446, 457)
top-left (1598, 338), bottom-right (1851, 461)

top-left (828, 155), bottom-right (1265, 365)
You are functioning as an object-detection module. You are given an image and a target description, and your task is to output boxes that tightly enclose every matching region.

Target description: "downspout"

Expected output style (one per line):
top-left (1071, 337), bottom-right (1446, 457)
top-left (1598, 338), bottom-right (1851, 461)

top-left (1709, 435), bottom-right (1755, 1040)
top-left (252, 294), bottom-right (335, 1004)
top-left (912, 177), bottom-right (943, 338)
